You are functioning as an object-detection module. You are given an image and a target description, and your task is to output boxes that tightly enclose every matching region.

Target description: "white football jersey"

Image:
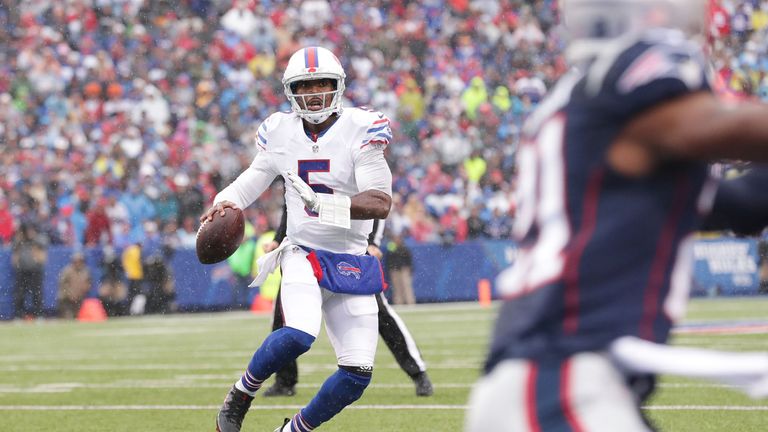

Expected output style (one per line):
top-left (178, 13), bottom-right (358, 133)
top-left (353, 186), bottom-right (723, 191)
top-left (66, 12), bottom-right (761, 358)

top-left (215, 107), bottom-right (393, 254)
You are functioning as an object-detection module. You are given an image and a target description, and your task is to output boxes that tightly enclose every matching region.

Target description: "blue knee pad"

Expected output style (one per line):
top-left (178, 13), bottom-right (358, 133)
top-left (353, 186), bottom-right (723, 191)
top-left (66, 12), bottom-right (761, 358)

top-left (298, 366), bottom-right (372, 429)
top-left (247, 327), bottom-right (314, 381)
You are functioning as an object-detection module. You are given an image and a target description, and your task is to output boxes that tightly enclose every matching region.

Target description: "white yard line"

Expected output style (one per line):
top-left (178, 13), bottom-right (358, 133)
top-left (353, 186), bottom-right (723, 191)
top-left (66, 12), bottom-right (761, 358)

top-left (0, 361), bottom-right (481, 372)
top-left (1, 404), bottom-right (767, 411)
top-left (0, 382), bottom-right (735, 394)
top-left (657, 383), bottom-right (734, 388)
top-left (0, 382), bottom-right (475, 393)
top-left (0, 381), bottom-right (736, 394)
top-left (0, 404), bottom-right (465, 411)
top-left (642, 406), bottom-right (768, 411)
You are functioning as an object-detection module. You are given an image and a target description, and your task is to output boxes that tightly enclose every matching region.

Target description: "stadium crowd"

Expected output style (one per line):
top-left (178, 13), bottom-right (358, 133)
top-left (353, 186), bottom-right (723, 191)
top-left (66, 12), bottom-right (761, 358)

top-left (0, 0), bottom-right (765, 254)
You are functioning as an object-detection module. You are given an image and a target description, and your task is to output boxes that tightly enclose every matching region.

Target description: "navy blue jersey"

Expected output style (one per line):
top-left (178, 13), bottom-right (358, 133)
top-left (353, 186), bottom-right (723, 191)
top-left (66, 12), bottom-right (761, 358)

top-left (486, 30), bottom-right (714, 371)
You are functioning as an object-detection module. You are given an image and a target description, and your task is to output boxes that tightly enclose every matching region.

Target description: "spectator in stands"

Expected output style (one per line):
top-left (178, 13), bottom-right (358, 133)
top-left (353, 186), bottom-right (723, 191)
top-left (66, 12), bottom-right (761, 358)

top-left (461, 76), bottom-right (489, 120)
top-left (439, 205), bottom-right (468, 245)
top-left (174, 173), bottom-right (205, 227)
top-left (154, 187), bottom-right (180, 226)
top-left (464, 150), bottom-right (487, 185)
top-left (0, 197), bottom-right (13, 244)
top-left (466, 206), bottom-right (487, 240)
top-left (143, 252), bottom-right (175, 315)
top-left (484, 208), bottom-right (512, 240)
top-left (71, 200), bottom-right (89, 247)
top-left (385, 233), bottom-right (416, 305)
top-left (221, 0), bottom-right (260, 39)
top-left (120, 182), bottom-right (156, 243)
top-left (57, 251), bottom-right (92, 319)
top-left (84, 198), bottom-right (112, 246)
top-left (409, 205), bottom-right (439, 243)
top-left (121, 242), bottom-right (144, 315)
top-left (98, 247), bottom-right (128, 317)
top-left (11, 223), bottom-right (48, 319)
top-left (177, 215), bottom-right (200, 249)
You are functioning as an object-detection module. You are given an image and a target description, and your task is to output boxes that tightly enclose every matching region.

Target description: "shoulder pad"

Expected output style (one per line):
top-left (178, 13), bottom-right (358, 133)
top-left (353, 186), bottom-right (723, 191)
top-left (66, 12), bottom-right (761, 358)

top-left (615, 34), bottom-right (707, 95)
top-left (578, 30), bottom-right (710, 119)
top-left (255, 112), bottom-right (294, 152)
top-left (354, 107), bottom-right (391, 150)
top-left (582, 30), bottom-right (708, 98)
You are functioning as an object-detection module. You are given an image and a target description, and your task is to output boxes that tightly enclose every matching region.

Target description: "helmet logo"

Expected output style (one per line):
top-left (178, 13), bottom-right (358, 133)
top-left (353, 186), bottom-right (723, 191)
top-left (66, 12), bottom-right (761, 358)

top-left (304, 47), bottom-right (319, 68)
top-left (307, 67), bottom-right (317, 73)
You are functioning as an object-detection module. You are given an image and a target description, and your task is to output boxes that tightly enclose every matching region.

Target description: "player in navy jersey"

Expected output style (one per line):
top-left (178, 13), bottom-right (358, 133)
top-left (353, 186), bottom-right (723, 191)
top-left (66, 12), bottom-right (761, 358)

top-left (467, 1), bottom-right (768, 431)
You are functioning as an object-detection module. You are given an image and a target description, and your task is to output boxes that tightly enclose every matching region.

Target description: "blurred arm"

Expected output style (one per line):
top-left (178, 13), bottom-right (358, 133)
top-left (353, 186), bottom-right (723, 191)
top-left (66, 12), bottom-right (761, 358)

top-left (610, 93), bottom-right (768, 176)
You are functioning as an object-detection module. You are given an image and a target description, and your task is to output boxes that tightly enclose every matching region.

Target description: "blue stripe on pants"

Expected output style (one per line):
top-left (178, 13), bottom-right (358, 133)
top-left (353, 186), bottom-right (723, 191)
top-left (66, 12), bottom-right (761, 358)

top-left (534, 360), bottom-right (577, 432)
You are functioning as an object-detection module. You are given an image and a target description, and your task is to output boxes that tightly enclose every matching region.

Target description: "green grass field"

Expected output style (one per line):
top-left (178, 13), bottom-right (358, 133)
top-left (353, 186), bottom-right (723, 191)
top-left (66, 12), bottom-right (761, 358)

top-left (1, 298), bottom-right (768, 431)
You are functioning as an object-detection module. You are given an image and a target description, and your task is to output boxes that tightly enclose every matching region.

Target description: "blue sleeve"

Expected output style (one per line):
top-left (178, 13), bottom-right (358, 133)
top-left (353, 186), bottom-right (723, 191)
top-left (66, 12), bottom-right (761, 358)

top-left (702, 165), bottom-right (768, 236)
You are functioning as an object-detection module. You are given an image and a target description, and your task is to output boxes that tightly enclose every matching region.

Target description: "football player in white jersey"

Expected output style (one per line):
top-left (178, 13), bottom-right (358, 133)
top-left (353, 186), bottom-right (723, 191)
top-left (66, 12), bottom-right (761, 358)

top-left (203, 46), bottom-right (393, 432)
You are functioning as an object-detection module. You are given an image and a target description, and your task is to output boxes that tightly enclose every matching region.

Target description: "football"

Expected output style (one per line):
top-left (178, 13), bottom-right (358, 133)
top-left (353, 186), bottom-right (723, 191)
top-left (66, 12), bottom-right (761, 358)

top-left (196, 207), bottom-right (245, 265)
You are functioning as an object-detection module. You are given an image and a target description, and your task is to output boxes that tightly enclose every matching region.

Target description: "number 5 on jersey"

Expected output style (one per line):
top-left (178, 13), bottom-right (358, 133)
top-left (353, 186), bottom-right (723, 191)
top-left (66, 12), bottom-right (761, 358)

top-left (298, 159), bottom-right (332, 216)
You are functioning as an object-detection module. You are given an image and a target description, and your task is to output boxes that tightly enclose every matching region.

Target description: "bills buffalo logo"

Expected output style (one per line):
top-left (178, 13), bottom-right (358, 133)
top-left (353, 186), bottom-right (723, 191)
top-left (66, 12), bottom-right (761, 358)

top-left (337, 262), bottom-right (362, 279)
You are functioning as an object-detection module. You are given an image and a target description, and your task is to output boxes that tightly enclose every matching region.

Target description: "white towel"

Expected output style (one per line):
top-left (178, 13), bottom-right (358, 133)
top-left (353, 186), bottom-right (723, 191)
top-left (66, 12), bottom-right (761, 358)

top-left (609, 336), bottom-right (768, 398)
top-left (248, 238), bottom-right (294, 288)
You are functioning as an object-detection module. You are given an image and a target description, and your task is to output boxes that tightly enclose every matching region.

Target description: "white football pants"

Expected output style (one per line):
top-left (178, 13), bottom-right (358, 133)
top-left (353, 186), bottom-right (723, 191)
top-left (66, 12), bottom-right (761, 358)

top-left (279, 245), bottom-right (378, 367)
top-left (466, 352), bottom-right (652, 432)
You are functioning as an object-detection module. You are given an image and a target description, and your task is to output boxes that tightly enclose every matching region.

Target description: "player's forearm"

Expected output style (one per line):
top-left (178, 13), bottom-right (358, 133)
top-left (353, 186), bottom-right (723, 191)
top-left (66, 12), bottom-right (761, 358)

top-left (350, 190), bottom-right (391, 220)
top-left (644, 93), bottom-right (768, 162)
top-left (689, 102), bottom-right (768, 162)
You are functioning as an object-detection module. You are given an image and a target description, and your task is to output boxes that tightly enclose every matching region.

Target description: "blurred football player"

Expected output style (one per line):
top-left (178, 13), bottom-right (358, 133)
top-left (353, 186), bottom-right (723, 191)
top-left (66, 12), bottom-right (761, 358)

top-left (203, 46), bottom-right (393, 432)
top-left (466, 1), bottom-right (768, 431)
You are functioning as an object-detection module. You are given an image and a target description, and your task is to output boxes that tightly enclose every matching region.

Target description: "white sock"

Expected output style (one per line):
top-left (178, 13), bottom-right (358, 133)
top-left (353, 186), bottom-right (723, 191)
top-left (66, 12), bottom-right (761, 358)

top-left (234, 379), bottom-right (256, 397)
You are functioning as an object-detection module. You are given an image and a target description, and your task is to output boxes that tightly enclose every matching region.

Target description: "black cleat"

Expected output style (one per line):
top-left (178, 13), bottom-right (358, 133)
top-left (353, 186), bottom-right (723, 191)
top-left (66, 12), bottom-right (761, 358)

top-left (273, 417), bottom-right (291, 432)
top-left (262, 382), bottom-right (296, 397)
top-left (216, 385), bottom-right (254, 432)
top-left (413, 372), bottom-right (434, 397)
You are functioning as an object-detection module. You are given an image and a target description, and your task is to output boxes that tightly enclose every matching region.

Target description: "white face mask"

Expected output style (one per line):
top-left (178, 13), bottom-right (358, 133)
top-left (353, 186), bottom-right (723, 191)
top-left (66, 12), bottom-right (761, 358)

top-left (286, 83), bottom-right (343, 124)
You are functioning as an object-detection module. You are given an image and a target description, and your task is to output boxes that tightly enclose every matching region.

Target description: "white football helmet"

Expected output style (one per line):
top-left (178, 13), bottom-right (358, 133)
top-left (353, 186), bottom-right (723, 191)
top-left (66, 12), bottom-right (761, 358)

top-left (282, 46), bottom-right (346, 124)
top-left (561, 0), bottom-right (707, 62)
